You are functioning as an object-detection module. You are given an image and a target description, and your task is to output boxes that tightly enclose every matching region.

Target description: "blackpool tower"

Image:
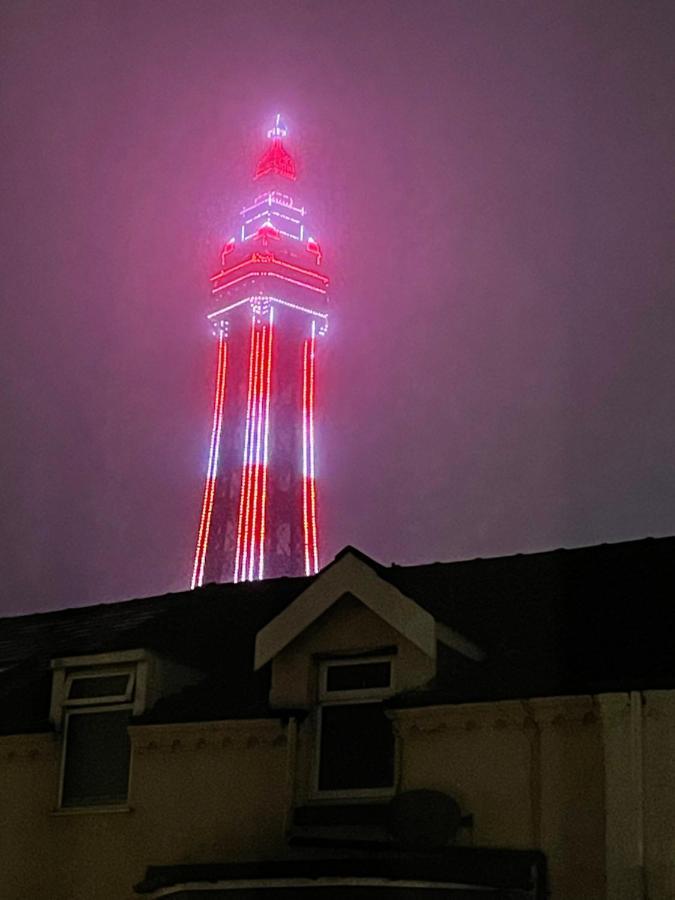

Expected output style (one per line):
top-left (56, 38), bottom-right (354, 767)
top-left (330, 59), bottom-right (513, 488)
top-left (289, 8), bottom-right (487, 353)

top-left (191, 116), bottom-right (329, 588)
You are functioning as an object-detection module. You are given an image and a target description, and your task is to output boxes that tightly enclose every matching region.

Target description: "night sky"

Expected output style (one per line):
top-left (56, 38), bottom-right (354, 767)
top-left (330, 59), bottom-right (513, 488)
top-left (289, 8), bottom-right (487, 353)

top-left (2, 1), bottom-right (674, 615)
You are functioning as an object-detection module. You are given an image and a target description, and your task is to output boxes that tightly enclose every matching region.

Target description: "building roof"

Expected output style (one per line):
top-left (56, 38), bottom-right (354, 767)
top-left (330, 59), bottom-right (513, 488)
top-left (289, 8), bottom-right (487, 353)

top-left (1, 535), bottom-right (674, 734)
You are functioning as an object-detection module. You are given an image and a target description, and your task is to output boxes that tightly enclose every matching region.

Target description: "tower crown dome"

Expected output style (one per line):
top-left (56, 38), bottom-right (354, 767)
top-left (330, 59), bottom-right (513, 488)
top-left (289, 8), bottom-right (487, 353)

top-left (255, 113), bottom-right (297, 181)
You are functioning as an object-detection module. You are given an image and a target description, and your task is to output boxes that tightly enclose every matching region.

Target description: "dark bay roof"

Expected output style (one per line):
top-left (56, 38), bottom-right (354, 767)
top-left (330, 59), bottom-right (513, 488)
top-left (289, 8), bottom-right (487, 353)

top-left (134, 848), bottom-right (547, 897)
top-left (1, 535), bottom-right (674, 734)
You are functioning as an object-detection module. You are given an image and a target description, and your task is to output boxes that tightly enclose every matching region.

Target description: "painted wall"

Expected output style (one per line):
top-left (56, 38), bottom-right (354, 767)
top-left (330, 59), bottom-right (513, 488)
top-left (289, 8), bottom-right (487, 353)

top-left (0, 720), bottom-right (290, 900)
top-left (394, 697), bottom-right (606, 899)
top-left (1, 598), bottom-right (673, 899)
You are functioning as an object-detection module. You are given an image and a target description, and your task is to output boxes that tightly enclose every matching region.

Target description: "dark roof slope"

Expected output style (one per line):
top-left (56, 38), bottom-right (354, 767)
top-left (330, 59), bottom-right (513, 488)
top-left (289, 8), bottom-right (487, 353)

top-left (0, 575), bottom-right (311, 669)
top-left (382, 535), bottom-right (675, 701)
top-left (0, 575), bottom-right (312, 733)
top-left (1, 536), bottom-right (674, 734)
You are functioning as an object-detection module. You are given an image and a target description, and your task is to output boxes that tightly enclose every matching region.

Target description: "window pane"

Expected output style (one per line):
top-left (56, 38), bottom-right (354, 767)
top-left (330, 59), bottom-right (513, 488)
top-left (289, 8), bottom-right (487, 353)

top-left (318, 703), bottom-right (394, 791)
top-left (62, 710), bottom-right (131, 807)
top-left (68, 674), bottom-right (130, 699)
top-left (325, 661), bottom-right (391, 693)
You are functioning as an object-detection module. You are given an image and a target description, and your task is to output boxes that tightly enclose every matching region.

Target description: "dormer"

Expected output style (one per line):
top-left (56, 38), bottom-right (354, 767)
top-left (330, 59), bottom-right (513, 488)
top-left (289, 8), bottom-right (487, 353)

top-left (254, 548), bottom-right (484, 800)
top-left (256, 548), bottom-right (484, 707)
top-left (49, 649), bottom-right (201, 811)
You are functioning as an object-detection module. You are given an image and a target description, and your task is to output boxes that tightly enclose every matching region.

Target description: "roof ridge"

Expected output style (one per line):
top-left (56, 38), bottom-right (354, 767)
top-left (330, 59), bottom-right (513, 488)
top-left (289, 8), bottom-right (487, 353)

top-left (0, 589), bottom-right (183, 627)
top-left (2, 535), bottom-right (672, 624)
top-left (0, 572), bottom-right (316, 625)
top-left (388, 534), bottom-right (671, 574)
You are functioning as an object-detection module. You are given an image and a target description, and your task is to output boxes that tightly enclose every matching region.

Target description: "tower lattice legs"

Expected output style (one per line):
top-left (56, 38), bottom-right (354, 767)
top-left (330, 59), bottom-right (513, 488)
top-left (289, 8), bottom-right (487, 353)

top-left (191, 330), bottom-right (227, 589)
top-left (302, 320), bottom-right (319, 576)
top-left (234, 312), bottom-right (274, 583)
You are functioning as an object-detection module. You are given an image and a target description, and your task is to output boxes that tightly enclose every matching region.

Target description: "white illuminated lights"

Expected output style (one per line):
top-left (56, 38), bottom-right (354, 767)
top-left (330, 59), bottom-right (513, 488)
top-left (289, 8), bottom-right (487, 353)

top-left (191, 329), bottom-right (227, 589)
top-left (193, 115), bottom-right (328, 585)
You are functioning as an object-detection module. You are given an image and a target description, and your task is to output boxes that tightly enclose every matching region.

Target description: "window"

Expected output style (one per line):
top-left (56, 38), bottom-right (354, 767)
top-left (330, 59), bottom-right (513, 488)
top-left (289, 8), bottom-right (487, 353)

top-left (50, 652), bottom-right (148, 809)
top-left (61, 707), bottom-right (132, 808)
top-left (315, 657), bottom-right (395, 796)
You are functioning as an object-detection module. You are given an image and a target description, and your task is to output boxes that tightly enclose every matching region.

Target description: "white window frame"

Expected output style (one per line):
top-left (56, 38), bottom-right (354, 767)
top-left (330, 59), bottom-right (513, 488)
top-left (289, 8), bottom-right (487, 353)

top-left (64, 668), bottom-right (135, 706)
top-left (50, 650), bottom-right (149, 810)
top-left (312, 656), bottom-right (396, 800)
top-left (50, 649), bottom-right (149, 728)
top-left (57, 702), bottom-right (135, 810)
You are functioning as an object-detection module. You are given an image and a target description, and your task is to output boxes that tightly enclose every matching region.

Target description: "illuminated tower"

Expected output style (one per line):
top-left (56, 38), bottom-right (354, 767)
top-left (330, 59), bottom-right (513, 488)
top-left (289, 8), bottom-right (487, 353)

top-left (191, 116), bottom-right (328, 588)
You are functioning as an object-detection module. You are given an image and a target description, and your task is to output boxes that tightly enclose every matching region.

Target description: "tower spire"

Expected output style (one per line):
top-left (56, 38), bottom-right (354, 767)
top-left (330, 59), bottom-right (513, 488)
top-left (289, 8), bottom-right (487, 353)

top-left (267, 113), bottom-right (287, 139)
top-left (255, 113), bottom-right (297, 181)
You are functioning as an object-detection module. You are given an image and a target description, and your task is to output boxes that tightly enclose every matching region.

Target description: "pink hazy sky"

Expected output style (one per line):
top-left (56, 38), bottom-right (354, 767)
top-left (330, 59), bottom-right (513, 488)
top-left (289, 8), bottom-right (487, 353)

top-left (1, 0), bottom-right (674, 613)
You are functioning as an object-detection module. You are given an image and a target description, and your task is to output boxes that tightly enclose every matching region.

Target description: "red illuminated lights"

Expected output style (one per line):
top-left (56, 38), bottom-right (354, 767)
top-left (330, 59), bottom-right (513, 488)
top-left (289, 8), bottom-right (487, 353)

top-left (307, 236), bottom-right (322, 265)
top-left (257, 310), bottom-right (274, 580)
top-left (210, 252), bottom-right (328, 297)
top-left (220, 237), bottom-right (236, 266)
top-left (233, 317), bottom-right (257, 584)
top-left (191, 330), bottom-right (227, 589)
top-left (192, 115), bottom-right (327, 586)
top-left (254, 118), bottom-right (297, 181)
top-left (302, 321), bottom-right (319, 576)
top-left (256, 221), bottom-right (281, 243)
top-left (233, 313), bottom-right (275, 583)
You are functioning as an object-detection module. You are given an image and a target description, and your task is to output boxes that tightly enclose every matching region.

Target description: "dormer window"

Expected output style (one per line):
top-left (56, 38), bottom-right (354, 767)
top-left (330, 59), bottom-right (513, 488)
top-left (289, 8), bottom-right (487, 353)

top-left (315, 656), bottom-right (395, 797)
top-left (50, 651), bottom-right (149, 810)
top-left (65, 670), bottom-right (134, 703)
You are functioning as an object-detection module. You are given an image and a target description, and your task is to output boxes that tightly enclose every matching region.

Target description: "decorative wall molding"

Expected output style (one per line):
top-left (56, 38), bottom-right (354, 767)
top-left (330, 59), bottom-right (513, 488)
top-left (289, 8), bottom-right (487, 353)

top-left (643, 689), bottom-right (675, 721)
top-left (528, 695), bottom-right (598, 726)
top-left (597, 689), bottom-right (675, 723)
top-left (597, 693), bottom-right (631, 727)
top-left (391, 695), bottom-right (599, 739)
top-left (129, 719), bottom-right (288, 754)
top-left (0, 732), bottom-right (58, 762)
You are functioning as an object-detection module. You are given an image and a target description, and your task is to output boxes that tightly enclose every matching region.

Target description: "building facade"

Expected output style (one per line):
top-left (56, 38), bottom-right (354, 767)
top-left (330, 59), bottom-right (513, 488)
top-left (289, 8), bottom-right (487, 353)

top-left (1, 536), bottom-right (674, 899)
top-left (192, 116), bottom-right (328, 589)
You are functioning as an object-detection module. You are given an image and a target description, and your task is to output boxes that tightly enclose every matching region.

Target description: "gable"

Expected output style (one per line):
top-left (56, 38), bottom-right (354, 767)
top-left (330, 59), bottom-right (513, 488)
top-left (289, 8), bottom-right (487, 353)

top-left (267, 593), bottom-right (437, 709)
top-left (254, 552), bottom-right (438, 671)
top-left (254, 550), bottom-right (484, 676)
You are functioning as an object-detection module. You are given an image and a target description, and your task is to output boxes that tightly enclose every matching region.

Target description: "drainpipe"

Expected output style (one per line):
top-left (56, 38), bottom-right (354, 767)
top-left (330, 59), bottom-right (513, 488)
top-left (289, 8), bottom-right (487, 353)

top-left (630, 691), bottom-right (647, 898)
top-left (283, 716), bottom-right (298, 838)
top-left (521, 700), bottom-right (542, 848)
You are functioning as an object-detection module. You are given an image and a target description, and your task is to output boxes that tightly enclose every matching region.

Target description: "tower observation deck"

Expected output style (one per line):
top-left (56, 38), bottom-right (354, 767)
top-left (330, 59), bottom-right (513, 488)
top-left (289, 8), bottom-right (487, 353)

top-left (191, 116), bottom-right (329, 588)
